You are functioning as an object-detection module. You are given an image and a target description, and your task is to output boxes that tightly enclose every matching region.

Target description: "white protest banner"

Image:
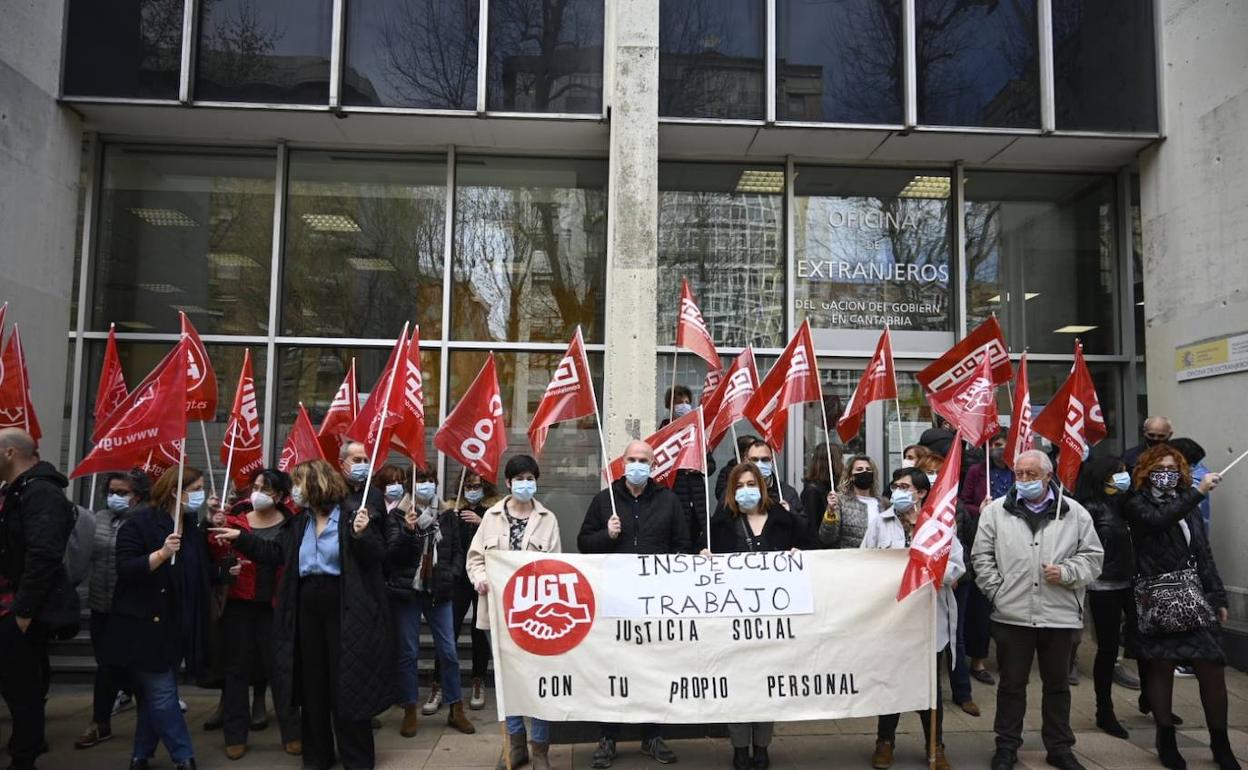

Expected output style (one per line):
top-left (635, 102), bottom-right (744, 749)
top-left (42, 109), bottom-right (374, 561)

top-left (486, 549), bottom-right (936, 725)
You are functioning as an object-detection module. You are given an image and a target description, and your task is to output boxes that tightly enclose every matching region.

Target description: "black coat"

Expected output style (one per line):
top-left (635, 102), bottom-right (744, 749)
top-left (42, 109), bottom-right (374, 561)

top-left (708, 501), bottom-right (802, 554)
top-left (0, 461), bottom-right (79, 631)
top-left (671, 469), bottom-right (713, 554)
top-left (233, 507), bottom-right (396, 720)
top-left (1123, 487), bottom-right (1226, 609)
top-left (799, 480), bottom-right (831, 547)
top-left (384, 505), bottom-right (463, 603)
top-left (578, 479), bottom-right (691, 554)
top-left (714, 460), bottom-right (802, 517)
top-left (1085, 496), bottom-right (1134, 583)
top-left (345, 483), bottom-right (387, 521)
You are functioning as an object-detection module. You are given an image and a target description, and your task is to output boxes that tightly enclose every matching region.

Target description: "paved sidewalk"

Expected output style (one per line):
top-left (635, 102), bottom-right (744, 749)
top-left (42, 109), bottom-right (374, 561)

top-left (21, 649), bottom-right (1248, 769)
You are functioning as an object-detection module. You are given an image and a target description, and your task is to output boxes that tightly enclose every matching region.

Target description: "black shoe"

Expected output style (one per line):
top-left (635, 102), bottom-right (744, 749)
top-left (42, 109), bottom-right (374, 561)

top-left (1210, 728), bottom-right (1242, 770)
top-left (591, 737), bottom-right (617, 769)
top-left (174, 761), bottom-right (198, 770)
top-left (1046, 753), bottom-right (1086, 770)
top-left (990, 748), bottom-right (1017, 770)
top-left (642, 737), bottom-right (677, 764)
top-left (1139, 700), bottom-right (1185, 725)
top-left (751, 746), bottom-right (769, 770)
top-left (129, 760), bottom-right (150, 770)
top-left (971, 668), bottom-right (996, 685)
top-left (732, 747), bottom-right (750, 770)
top-left (1096, 709), bottom-right (1129, 739)
top-left (1157, 725), bottom-right (1187, 770)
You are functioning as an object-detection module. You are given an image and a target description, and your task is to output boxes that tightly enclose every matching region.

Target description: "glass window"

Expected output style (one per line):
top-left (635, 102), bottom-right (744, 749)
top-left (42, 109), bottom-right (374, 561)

top-left (486, 0), bottom-right (605, 113)
top-left (964, 172), bottom-right (1119, 355)
top-left (446, 350), bottom-right (604, 550)
top-left (1131, 175), bottom-right (1144, 347)
top-left (1053, 0), bottom-right (1157, 133)
top-left (658, 163), bottom-right (786, 349)
top-left (775, 0), bottom-right (902, 124)
top-left (916, 0), bottom-right (1039, 128)
top-left (281, 151), bottom-right (446, 338)
top-left (794, 167), bottom-right (953, 336)
top-left (1025, 362), bottom-right (1123, 456)
top-left (343, 0), bottom-right (479, 109)
top-left (452, 156), bottom-right (607, 343)
top-left (63, 0), bottom-right (183, 99)
top-left (195, 0), bottom-right (332, 103)
top-left (659, 0), bottom-right (765, 119)
top-left (91, 147), bottom-right (276, 335)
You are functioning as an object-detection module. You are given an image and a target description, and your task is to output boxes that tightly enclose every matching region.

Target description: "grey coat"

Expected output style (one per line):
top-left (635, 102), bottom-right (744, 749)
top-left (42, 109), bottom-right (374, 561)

top-left (88, 505), bottom-right (138, 613)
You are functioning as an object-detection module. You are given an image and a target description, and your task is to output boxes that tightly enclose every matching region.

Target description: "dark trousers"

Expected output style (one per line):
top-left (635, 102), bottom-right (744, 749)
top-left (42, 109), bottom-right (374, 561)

top-left (299, 576), bottom-right (374, 770)
top-left (963, 581), bottom-right (993, 660)
top-left (951, 583), bottom-right (973, 703)
top-left (90, 611), bottom-right (131, 727)
top-left (433, 580), bottom-right (491, 683)
top-left (878, 647), bottom-right (945, 748)
top-left (223, 600), bottom-right (300, 746)
top-left (0, 616), bottom-right (47, 769)
top-left (992, 621), bottom-right (1076, 755)
top-left (1088, 588), bottom-right (1135, 712)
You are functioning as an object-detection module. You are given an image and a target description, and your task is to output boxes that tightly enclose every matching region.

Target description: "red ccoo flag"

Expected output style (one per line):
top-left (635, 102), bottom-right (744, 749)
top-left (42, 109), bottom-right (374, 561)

top-left (1031, 342), bottom-right (1107, 490)
top-left (605, 406), bottom-right (707, 487)
top-left (390, 327), bottom-right (428, 468)
top-left (898, 429), bottom-right (965, 600)
top-left (676, 278), bottom-right (722, 369)
top-left (744, 321), bottom-right (820, 450)
top-left (93, 324), bottom-right (130, 437)
top-left (346, 325), bottom-right (409, 459)
top-left (927, 352), bottom-right (1000, 447)
top-left (837, 328), bottom-right (897, 443)
top-left (701, 368), bottom-right (723, 402)
top-left (221, 349), bottom-right (263, 490)
top-left (179, 313), bottom-right (218, 421)
top-left (1004, 353), bottom-right (1033, 467)
top-left (72, 340), bottom-right (190, 478)
top-left (703, 347), bottom-right (759, 449)
top-left (528, 328), bottom-right (597, 458)
top-left (435, 354), bottom-right (507, 479)
top-left (917, 316), bottom-right (1012, 392)
top-left (279, 403), bottom-right (328, 473)
top-left (0, 326), bottom-right (42, 442)
top-left (318, 360), bottom-right (359, 460)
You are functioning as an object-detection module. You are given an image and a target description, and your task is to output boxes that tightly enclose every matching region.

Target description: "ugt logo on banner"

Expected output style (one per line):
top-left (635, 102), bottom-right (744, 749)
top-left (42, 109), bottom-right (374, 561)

top-left (503, 559), bottom-right (596, 656)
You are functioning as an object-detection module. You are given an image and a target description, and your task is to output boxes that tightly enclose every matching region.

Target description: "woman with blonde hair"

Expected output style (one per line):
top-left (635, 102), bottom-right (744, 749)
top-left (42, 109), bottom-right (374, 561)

top-left (817, 455), bottom-right (887, 549)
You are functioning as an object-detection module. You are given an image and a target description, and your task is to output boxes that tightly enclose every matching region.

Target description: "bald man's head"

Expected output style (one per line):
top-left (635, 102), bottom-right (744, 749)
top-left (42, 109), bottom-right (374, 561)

top-left (1143, 416), bottom-right (1173, 445)
top-left (0, 428), bottom-right (37, 483)
top-left (623, 440), bottom-right (654, 464)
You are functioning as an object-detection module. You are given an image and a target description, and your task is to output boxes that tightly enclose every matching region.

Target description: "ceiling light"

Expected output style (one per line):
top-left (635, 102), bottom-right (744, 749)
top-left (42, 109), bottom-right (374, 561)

top-left (130, 207), bottom-right (197, 227)
top-left (208, 252), bottom-right (262, 269)
top-left (988, 294), bottom-right (1001, 303)
top-left (115, 320), bottom-right (154, 330)
top-left (302, 213), bottom-right (361, 232)
top-left (1136, 301), bottom-right (1145, 306)
top-left (1054, 325), bottom-right (1098, 334)
top-left (987, 292), bottom-right (1040, 303)
top-left (734, 170), bottom-right (784, 194)
top-left (137, 283), bottom-right (184, 294)
top-left (347, 257), bottom-right (397, 272)
top-left (898, 175), bottom-right (951, 199)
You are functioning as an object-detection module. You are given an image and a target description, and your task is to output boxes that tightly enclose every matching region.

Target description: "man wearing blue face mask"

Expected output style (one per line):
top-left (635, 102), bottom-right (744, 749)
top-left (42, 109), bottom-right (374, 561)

top-left (578, 439), bottom-right (689, 767)
top-left (337, 441), bottom-right (386, 523)
top-left (660, 385), bottom-right (716, 554)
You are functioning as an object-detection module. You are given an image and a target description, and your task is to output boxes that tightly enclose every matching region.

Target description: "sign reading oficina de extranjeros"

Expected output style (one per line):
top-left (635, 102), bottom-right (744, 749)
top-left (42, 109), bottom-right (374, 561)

top-left (485, 549), bottom-right (937, 724)
top-left (1175, 331), bottom-right (1248, 382)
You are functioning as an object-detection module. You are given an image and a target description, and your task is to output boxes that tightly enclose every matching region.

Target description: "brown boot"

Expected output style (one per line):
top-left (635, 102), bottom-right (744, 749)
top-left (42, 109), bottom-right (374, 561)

top-left (871, 739), bottom-right (894, 769)
top-left (496, 730), bottom-right (529, 770)
top-left (929, 743), bottom-right (952, 770)
top-left (224, 744), bottom-right (247, 761)
top-left (530, 740), bottom-right (551, 770)
top-left (448, 701), bottom-right (476, 734)
top-left (400, 703), bottom-right (419, 738)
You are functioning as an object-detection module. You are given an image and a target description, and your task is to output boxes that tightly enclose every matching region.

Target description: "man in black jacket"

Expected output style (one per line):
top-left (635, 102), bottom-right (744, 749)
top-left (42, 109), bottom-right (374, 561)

top-left (0, 429), bottom-right (78, 770)
top-left (578, 439), bottom-right (688, 767)
top-left (339, 440), bottom-right (387, 520)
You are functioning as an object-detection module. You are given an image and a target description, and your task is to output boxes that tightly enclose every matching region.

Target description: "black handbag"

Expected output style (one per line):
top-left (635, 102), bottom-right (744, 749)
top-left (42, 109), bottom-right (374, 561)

top-left (1134, 565), bottom-right (1216, 635)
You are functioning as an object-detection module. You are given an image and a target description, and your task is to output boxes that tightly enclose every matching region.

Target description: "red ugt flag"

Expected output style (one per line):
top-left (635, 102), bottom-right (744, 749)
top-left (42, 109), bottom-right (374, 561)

top-left (279, 403), bottom-right (328, 473)
top-left (1032, 342), bottom-right (1106, 490)
top-left (94, 324), bottom-right (130, 433)
top-left (744, 320), bottom-right (820, 449)
top-left (0, 326), bottom-right (42, 442)
top-left (703, 347), bottom-right (758, 449)
top-left (179, 313), bottom-right (218, 421)
top-left (898, 429), bottom-right (965, 601)
top-left (606, 406), bottom-right (707, 487)
top-left (927, 352), bottom-right (999, 447)
top-left (528, 328), bottom-right (597, 458)
top-left (390, 327), bottom-right (428, 468)
top-left (346, 324), bottom-right (409, 458)
top-left (1004, 353), bottom-right (1033, 467)
top-left (917, 316), bottom-right (1012, 392)
top-left (676, 278), bottom-right (722, 370)
top-left (837, 328), bottom-right (897, 443)
top-left (221, 349), bottom-right (263, 490)
top-left (72, 340), bottom-right (190, 478)
top-left (435, 354), bottom-right (508, 479)
top-left (318, 359), bottom-right (359, 459)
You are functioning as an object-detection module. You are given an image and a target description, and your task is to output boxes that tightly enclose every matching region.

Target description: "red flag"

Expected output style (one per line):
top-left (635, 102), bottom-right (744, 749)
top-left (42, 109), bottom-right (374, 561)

top-left (1004, 353), bottom-right (1033, 467)
top-left (927, 353), bottom-right (999, 447)
top-left (701, 368), bottom-right (723, 402)
top-left (179, 313), bottom-right (218, 421)
top-left (676, 278), bottom-right (722, 369)
top-left (390, 327), bottom-right (428, 468)
top-left (346, 325), bottom-right (409, 458)
top-left (279, 403), bottom-right (328, 473)
top-left (134, 441), bottom-right (184, 481)
top-left (93, 324), bottom-right (130, 435)
top-left (898, 430), bottom-right (965, 600)
top-left (318, 360), bottom-right (359, 459)
top-left (528, 328), bottom-right (597, 458)
top-left (0, 326), bottom-right (42, 442)
top-left (434, 354), bottom-right (508, 479)
top-left (72, 340), bottom-right (190, 478)
top-left (744, 321), bottom-right (821, 449)
top-left (1032, 342), bottom-right (1107, 490)
top-left (916, 316), bottom-right (1012, 392)
top-left (836, 328), bottom-right (897, 443)
top-left (703, 347), bottom-right (759, 449)
top-left (605, 406), bottom-right (707, 487)
top-left (221, 349), bottom-right (263, 490)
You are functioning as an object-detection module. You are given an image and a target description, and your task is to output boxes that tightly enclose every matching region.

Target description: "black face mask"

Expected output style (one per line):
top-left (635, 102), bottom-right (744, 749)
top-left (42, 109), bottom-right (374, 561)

top-left (852, 471), bottom-right (874, 490)
top-left (1145, 437), bottom-right (1167, 448)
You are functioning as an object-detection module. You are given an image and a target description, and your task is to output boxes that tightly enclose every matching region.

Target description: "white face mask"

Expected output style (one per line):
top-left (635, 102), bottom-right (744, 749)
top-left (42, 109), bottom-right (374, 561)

top-left (291, 486), bottom-right (307, 508)
top-left (250, 491), bottom-right (274, 511)
top-left (901, 459), bottom-right (916, 469)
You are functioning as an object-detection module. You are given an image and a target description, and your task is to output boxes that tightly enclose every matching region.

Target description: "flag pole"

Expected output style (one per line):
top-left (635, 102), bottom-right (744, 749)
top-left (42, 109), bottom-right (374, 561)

top-left (222, 427), bottom-right (237, 511)
top-left (1218, 448), bottom-right (1248, 477)
top-left (361, 322), bottom-right (409, 512)
top-left (730, 423), bottom-right (741, 463)
top-left (88, 475), bottom-right (98, 511)
top-left (817, 392), bottom-right (835, 492)
top-left (455, 466), bottom-right (467, 509)
top-left (577, 325), bottom-right (619, 521)
top-left (699, 407), bottom-right (712, 553)
top-left (198, 420), bottom-right (217, 498)
top-left (985, 439), bottom-right (991, 506)
top-left (669, 348), bottom-right (679, 422)
top-left (894, 394), bottom-right (906, 459)
top-left (172, 438), bottom-right (186, 566)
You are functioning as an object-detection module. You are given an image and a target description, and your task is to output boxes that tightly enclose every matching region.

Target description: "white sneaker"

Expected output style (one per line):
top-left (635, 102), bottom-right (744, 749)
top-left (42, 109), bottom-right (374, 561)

top-left (178, 699), bottom-right (188, 713)
top-left (421, 684), bottom-right (442, 715)
top-left (111, 692), bottom-right (133, 715)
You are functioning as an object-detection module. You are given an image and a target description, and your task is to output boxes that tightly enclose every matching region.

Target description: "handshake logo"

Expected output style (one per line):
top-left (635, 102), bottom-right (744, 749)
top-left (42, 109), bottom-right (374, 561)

top-left (503, 559), bottom-right (596, 656)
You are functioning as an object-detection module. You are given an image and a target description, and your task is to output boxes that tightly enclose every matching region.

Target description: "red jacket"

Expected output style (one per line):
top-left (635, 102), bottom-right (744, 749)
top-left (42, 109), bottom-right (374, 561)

top-left (208, 503), bottom-right (291, 605)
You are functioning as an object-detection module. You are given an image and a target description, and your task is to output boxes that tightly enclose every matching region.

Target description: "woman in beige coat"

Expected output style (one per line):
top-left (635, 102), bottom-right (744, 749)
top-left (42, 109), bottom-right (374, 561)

top-left (466, 454), bottom-right (561, 770)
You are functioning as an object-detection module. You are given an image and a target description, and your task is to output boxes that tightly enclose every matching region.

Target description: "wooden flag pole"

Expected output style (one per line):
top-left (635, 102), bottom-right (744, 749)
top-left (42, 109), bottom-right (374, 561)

top-left (592, 404), bottom-right (619, 521)
top-left (172, 439), bottom-right (186, 566)
top-left (894, 394), bottom-right (906, 459)
top-left (455, 466), bottom-right (467, 509)
top-left (361, 323), bottom-right (409, 511)
top-left (817, 392), bottom-right (836, 490)
top-left (699, 407), bottom-right (712, 553)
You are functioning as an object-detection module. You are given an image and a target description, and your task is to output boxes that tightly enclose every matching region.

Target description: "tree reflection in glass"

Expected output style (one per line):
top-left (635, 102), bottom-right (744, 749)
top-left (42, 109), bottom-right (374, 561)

top-left (659, 0), bottom-right (765, 119)
top-left (486, 0), bottom-right (605, 113)
top-left (195, 0), bottom-right (332, 104)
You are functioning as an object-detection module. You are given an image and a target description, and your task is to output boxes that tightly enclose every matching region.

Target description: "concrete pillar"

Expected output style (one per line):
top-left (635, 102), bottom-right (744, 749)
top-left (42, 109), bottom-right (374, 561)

top-left (0, 3), bottom-right (83, 468)
top-left (602, 0), bottom-right (659, 452)
top-left (1139, 1), bottom-right (1248, 663)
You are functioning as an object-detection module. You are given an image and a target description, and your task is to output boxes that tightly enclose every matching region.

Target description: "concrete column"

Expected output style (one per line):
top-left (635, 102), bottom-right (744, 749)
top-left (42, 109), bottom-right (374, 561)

top-left (0, 2), bottom-right (83, 468)
top-left (1139, 1), bottom-right (1248, 663)
top-left (602, 0), bottom-right (659, 452)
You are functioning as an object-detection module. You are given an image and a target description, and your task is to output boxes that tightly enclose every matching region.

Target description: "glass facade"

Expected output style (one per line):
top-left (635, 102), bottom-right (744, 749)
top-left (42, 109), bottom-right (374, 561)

top-left (1053, 0), bottom-right (1158, 133)
top-left (486, 0), bottom-right (606, 113)
top-left (659, 0), bottom-right (766, 120)
top-left (63, 0), bottom-right (183, 99)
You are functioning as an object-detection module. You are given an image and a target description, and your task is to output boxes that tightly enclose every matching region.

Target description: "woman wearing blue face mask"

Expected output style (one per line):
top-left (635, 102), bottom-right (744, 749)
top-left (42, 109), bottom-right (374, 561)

top-left (374, 463), bottom-right (410, 514)
top-left (104, 467), bottom-right (214, 770)
top-left (440, 471), bottom-right (497, 712)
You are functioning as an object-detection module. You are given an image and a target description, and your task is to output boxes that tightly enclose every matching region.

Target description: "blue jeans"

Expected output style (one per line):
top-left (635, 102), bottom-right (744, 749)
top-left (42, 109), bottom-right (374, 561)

top-left (393, 594), bottom-right (461, 706)
top-left (952, 581), bottom-right (973, 704)
top-left (130, 667), bottom-right (194, 764)
top-left (487, 632), bottom-right (551, 741)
